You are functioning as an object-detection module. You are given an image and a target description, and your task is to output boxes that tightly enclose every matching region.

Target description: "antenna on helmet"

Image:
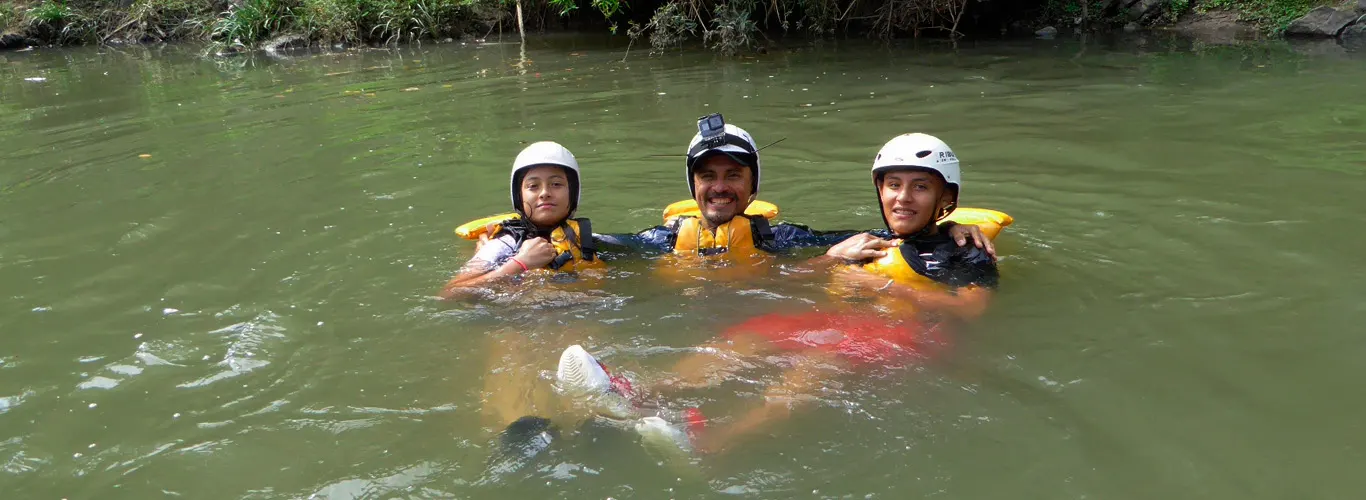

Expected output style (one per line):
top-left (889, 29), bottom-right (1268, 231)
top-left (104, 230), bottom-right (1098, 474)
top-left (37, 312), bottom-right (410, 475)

top-left (756, 137), bottom-right (785, 151)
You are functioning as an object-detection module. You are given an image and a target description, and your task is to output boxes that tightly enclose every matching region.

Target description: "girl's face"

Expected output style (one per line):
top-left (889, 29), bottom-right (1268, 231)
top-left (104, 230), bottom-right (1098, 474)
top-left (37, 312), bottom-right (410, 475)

top-left (519, 165), bottom-right (572, 228)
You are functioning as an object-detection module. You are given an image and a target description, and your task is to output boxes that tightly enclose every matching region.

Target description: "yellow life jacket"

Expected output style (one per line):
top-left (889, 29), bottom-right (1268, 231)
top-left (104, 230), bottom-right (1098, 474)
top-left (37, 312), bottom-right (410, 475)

top-left (830, 207), bottom-right (1014, 314)
top-left (858, 245), bottom-right (948, 290)
top-left (663, 199), bottom-right (779, 222)
top-left (671, 215), bottom-right (768, 257)
top-left (655, 199), bottom-right (780, 283)
top-left (662, 199), bottom-right (779, 259)
top-left (863, 207), bottom-right (1012, 283)
top-left (454, 214), bottom-right (605, 273)
top-left (827, 250), bottom-right (945, 317)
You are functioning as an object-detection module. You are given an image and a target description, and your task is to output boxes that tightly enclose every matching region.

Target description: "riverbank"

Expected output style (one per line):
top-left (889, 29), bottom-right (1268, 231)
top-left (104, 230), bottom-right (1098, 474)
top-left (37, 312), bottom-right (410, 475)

top-left (0, 0), bottom-right (515, 51)
top-left (0, 0), bottom-right (1362, 53)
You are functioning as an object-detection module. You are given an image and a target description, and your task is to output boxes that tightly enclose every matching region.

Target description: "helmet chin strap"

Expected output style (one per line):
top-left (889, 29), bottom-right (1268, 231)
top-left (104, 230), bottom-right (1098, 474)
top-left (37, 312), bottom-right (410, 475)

top-left (934, 201), bottom-right (958, 222)
top-left (936, 186), bottom-right (960, 221)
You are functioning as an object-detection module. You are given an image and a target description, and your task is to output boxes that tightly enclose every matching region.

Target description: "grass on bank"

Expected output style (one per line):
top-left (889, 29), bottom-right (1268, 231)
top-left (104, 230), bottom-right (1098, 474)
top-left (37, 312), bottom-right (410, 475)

top-left (211, 0), bottom-right (503, 48)
top-left (1196, 0), bottom-right (1335, 33)
top-left (2, 0), bottom-right (215, 43)
top-left (0, 0), bottom-right (1349, 51)
top-left (1, 3), bottom-right (17, 32)
top-left (0, 0), bottom-right (995, 50)
top-left (21, 0), bottom-right (98, 44)
top-left (0, 0), bottom-right (507, 47)
top-left (1032, 0), bottom-right (1337, 33)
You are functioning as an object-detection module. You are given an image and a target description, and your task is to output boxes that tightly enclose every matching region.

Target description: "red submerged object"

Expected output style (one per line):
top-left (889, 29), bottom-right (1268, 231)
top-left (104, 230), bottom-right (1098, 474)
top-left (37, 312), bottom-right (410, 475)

top-left (722, 311), bottom-right (948, 366)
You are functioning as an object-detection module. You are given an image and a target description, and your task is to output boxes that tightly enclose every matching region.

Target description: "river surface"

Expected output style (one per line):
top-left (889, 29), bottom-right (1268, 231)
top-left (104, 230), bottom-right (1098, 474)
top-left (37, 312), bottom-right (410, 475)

top-left (2, 34), bottom-right (1365, 499)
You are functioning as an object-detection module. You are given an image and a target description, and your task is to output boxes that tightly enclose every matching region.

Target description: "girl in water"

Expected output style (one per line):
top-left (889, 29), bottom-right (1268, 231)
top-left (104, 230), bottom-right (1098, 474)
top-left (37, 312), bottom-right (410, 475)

top-left (439, 141), bottom-right (604, 300)
top-left (439, 141), bottom-right (622, 480)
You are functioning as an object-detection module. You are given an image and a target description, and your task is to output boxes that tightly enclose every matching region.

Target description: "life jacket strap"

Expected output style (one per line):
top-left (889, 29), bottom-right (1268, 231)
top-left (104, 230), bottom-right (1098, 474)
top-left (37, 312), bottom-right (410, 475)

top-left (500, 218), bottom-right (532, 247)
top-left (549, 251), bottom-right (574, 270)
top-left (665, 216), bottom-right (684, 253)
top-left (574, 218), bottom-right (596, 261)
top-left (749, 215), bottom-right (775, 249)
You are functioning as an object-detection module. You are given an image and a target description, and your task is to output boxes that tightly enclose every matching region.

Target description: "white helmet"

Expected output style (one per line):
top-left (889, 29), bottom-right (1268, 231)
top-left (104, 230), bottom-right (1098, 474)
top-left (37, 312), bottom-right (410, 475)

top-left (685, 123), bottom-right (761, 197)
top-left (872, 133), bottom-right (961, 222)
top-left (511, 141), bottom-right (580, 216)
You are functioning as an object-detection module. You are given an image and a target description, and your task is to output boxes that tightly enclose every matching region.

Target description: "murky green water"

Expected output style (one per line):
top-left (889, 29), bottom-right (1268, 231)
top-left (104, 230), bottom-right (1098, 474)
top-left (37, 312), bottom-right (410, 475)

top-left (3, 35), bottom-right (1366, 498)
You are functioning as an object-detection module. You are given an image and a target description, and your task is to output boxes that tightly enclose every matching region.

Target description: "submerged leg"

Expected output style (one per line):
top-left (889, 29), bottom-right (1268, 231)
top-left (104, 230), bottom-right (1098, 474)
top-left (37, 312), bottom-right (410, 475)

top-left (481, 334), bottom-right (556, 429)
top-left (653, 333), bottom-right (773, 392)
top-left (480, 327), bottom-right (606, 430)
top-left (478, 328), bottom-right (600, 480)
top-left (693, 350), bottom-right (847, 454)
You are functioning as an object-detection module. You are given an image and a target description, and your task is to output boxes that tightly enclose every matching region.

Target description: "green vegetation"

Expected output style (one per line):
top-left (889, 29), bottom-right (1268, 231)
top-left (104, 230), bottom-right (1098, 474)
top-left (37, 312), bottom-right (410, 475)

top-left (4, 0), bottom-right (212, 44)
top-left (1031, 0), bottom-right (1118, 27)
top-left (22, 1), bottom-right (97, 44)
top-left (1025, 0), bottom-right (1337, 35)
top-left (0, 0), bottom-right (1348, 52)
top-left (1196, 0), bottom-right (1330, 33)
top-left (0, 0), bottom-right (985, 51)
top-left (2, 3), bottom-right (20, 31)
top-left (616, 0), bottom-right (978, 55)
top-left (0, 0), bottom-right (511, 48)
top-left (210, 0), bottom-right (494, 47)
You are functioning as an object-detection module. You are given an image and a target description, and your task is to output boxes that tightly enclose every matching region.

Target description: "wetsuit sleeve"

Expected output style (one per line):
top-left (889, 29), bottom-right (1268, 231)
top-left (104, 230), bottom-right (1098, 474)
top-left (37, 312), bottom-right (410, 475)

top-left (465, 233), bottom-right (520, 271)
top-left (766, 223), bottom-right (863, 252)
top-left (591, 226), bottom-right (677, 254)
top-left (943, 245), bottom-right (1000, 290)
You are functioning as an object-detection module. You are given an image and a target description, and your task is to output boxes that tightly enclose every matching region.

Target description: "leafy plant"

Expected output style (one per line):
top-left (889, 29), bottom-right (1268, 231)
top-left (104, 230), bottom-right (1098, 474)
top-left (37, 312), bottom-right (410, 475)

top-left (1, 2), bottom-right (19, 31)
top-left (704, 0), bottom-right (755, 55)
top-left (210, 0), bottom-right (297, 47)
top-left (110, 0), bottom-right (215, 42)
top-left (591, 0), bottom-right (624, 17)
top-left (296, 0), bottom-right (359, 43)
top-left (1034, 0), bottom-right (1111, 28)
top-left (547, 0), bottom-right (577, 14)
top-left (641, 0), bottom-right (696, 51)
top-left (25, 1), bottom-right (97, 44)
top-left (1164, 0), bottom-right (1189, 22)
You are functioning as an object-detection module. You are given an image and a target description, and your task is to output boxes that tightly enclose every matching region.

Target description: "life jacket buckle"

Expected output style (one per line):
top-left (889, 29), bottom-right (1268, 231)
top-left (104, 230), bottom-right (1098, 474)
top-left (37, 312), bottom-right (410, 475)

top-left (549, 251), bottom-right (575, 270)
top-left (697, 247), bottom-right (728, 257)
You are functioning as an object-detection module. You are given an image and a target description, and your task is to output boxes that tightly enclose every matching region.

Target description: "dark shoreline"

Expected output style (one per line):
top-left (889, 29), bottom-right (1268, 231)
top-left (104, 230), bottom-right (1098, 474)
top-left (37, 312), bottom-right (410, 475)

top-left (4, 3), bottom-right (1365, 59)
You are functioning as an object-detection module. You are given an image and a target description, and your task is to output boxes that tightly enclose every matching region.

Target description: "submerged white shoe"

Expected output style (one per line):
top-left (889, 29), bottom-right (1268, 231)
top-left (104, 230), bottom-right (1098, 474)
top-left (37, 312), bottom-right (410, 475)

top-left (556, 346), bottom-right (706, 463)
top-left (556, 345), bottom-right (612, 395)
top-left (556, 345), bottom-right (639, 419)
top-left (634, 416), bottom-right (694, 454)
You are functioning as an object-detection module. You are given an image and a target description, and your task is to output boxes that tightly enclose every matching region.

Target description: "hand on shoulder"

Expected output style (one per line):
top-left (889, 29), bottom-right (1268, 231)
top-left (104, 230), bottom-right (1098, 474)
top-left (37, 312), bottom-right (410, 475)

top-left (943, 222), bottom-right (996, 260)
top-left (825, 233), bottom-right (898, 262)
